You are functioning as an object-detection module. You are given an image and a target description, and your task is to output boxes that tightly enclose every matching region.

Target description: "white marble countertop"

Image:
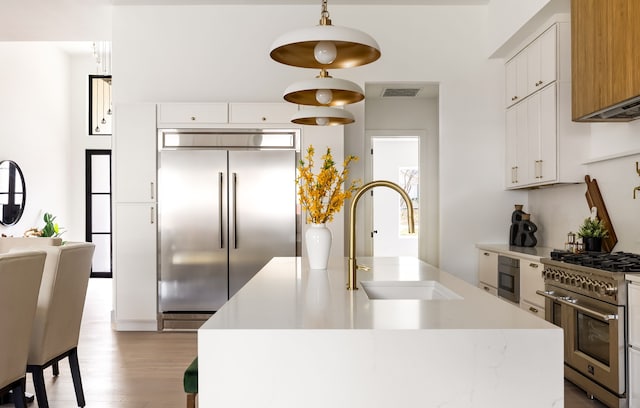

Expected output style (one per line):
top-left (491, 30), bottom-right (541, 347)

top-left (200, 256), bottom-right (557, 331)
top-left (476, 243), bottom-right (554, 262)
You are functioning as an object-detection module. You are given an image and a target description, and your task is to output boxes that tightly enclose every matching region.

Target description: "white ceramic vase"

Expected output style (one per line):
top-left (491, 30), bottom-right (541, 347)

top-left (305, 223), bottom-right (332, 269)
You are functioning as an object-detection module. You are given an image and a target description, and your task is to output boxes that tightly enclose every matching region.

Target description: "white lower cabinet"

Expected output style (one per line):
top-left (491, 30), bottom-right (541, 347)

top-left (519, 260), bottom-right (545, 318)
top-left (114, 203), bottom-right (158, 330)
top-left (477, 250), bottom-right (498, 295)
top-left (631, 347), bottom-right (640, 408)
top-left (520, 299), bottom-right (544, 318)
top-left (630, 281), bottom-right (640, 407)
top-left (478, 283), bottom-right (498, 296)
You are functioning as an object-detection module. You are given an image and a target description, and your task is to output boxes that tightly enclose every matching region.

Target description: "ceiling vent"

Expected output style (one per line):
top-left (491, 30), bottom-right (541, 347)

top-left (381, 88), bottom-right (421, 98)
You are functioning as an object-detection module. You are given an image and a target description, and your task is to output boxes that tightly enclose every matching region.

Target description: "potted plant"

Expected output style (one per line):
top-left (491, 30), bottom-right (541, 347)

top-left (577, 217), bottom-right (608, 252)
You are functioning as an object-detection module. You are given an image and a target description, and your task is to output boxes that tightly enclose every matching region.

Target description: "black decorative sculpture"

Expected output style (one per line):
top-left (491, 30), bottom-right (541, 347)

top-left (509, 204), bottom-right (537, 247)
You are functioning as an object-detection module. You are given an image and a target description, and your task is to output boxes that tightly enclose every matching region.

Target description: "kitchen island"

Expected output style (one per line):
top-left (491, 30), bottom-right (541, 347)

top-left (198, 257), bottom-right (563, 407)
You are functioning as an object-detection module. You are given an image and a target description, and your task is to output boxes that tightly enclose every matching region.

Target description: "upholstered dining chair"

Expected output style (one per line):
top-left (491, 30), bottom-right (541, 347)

top-left (0, 251), bottom-right (47, 408)
top-left (25, 242), bottom-right (95, 408)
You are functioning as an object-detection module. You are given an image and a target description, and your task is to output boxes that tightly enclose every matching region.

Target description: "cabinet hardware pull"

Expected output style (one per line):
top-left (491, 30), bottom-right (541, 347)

top-left (150, 206), bottom-right (154, 224)
top-left (232, 172), bottom-right (238, 249)
top-left (190, 116), bottom-right (196, 121)
top-left (150, 182), bottom-right (154, 200)
top-left (261, 117), bottom-right (267, 121)
top-left (483, 252), bottom-right (490, 256)
top-left (529, 263), bottom-right (538, 268)
top-left (219, 172), bottom-right (224, 249)
top-left (483, 286), bottom-right (490, 291)
top-left (512, 96), bottom-right (518, 101)
top-left (536, 290), bottom-right (618, 321)
top-left (529, 306), bottom-right (538, 313)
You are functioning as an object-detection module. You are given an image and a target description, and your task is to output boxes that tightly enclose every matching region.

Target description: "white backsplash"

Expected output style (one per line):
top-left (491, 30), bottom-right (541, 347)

top-left (528, 153), bottom-right (640, 253)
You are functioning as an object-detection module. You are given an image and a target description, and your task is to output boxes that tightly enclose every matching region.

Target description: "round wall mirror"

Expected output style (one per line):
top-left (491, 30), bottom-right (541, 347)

top-left (0, 160), bottom-right (26, 226)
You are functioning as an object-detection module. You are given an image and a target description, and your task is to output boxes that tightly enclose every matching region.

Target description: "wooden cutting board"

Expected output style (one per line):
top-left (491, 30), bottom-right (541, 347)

top-left (584, 175), bottom-right (618, 252)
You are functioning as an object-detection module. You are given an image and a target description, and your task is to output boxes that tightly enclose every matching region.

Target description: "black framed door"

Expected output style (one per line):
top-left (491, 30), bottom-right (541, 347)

top-left (85, 150), bottom-right (112, 278)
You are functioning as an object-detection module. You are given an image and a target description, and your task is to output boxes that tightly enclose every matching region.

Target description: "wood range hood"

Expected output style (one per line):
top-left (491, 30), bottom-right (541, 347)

top-left (571, 0), bottom-right (640, 122)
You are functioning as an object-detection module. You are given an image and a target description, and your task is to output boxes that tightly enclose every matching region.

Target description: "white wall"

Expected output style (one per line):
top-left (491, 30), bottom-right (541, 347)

top-left (0, 43), bottom-right (72, 238)
top-left (529, 154), bottom-right (640, 253)
top-left (0, 43), bottom-right (108, 243)
top-left (69, 53), bottom-right (112, 242)
top-left (112, 4), bottom-right (518, 284)
top-left (487, 0), bottom-right (552, 56)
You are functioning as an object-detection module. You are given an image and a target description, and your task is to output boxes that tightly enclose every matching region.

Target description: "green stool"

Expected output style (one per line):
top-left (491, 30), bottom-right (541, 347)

top-left (183, 357), bottom-right (198, 408)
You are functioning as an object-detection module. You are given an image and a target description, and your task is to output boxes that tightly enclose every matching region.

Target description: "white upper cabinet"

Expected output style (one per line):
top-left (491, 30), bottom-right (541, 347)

top-left (505, 98), bottom-right (530, 187)
top-left (505, 24), bottom-right (557, 109)
top-left (157, 103), bottom-right (228, 128)
top-left (526, 84), bottom-right (557, 185)
top-left (229, 103), bottom-right (298, 124)
top-left (526, 25), bottom-right (557, 96)
top-left (505, 51), bottom-right (528, 108)
top-left (114, 103), bottom-right (157, 203)
top-left (504, 22), bottom-right (587, 190)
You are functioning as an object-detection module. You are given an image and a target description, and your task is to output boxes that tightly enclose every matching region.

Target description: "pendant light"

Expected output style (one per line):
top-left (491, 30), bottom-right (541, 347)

top-left (284, 69), bottom-right (364, 106)
top-left (94, 78), bottom-right (101, 133)
top-left (291, 106), bottom-right (355, 126)
top-left (270, 0), bottom-right (380, 69)
top-left (100, 79), bottom-right (107, 125)
top-left (271, 0), bottom-right (380, 125)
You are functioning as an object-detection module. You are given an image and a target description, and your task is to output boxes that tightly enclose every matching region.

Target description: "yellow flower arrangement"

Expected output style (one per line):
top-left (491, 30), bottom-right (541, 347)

top-left (296, 145), bottom-right (360, 224)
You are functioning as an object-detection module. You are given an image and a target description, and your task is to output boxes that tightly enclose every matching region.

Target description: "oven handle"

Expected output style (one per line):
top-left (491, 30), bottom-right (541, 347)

top-left (536, 290), bottom-right (618, 321)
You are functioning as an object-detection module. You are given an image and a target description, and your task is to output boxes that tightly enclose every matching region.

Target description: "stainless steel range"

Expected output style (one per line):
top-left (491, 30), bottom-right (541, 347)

top-left (539, 251), bottom-right (640, 408)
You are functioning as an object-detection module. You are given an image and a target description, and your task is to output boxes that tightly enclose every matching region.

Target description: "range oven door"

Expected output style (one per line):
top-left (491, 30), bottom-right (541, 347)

top-left (538, 289), bottom-right (625, 395)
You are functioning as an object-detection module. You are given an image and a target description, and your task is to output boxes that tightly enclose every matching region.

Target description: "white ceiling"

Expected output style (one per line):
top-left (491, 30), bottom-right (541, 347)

top-left (112, 0), bottom-right (488, 4)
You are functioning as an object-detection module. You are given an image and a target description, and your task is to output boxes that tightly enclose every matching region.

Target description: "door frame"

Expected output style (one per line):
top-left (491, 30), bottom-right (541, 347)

top-left (85, 149), bottom-right (113, 278)
top-left (364, 130), bottom-right (424, 257)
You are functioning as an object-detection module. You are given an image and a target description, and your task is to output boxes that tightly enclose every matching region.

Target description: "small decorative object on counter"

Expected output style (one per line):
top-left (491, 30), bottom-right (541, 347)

top-left (509, 204), bottom-right (525, 245)
top-left (577, 209), bottom-right (609, 252)
top-left (565, 231), bottom-right (577, 253)
top-left (297, 145), bottom-right (359, 269)
top-left (509, 204), bottom-right (537, 247)
top-left (23, 212), bottom-right (65, 238)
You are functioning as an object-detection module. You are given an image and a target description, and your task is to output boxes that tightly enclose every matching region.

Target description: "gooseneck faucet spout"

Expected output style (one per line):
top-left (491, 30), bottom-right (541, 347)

top-left (347, 180), bottom-right (415, 290)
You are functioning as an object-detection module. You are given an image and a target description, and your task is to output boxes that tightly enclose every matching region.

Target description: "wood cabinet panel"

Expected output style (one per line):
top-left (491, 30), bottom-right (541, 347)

top-left (572, 0), bottom-right (640, 120)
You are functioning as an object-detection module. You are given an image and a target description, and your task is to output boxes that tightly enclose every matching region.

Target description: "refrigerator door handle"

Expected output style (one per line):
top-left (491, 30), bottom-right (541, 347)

top-left (219, 172), bottom-right (224, 249)
top-left (232, 172), bottom-right (238, 249)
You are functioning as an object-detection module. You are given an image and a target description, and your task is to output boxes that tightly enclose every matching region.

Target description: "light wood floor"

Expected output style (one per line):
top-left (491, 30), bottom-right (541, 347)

top-left (2, 278), bottom-right (610, 407)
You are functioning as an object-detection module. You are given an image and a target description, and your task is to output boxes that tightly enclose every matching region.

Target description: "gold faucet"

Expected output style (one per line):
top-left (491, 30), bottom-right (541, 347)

top-left (347, 180), bottom-right (415, 290)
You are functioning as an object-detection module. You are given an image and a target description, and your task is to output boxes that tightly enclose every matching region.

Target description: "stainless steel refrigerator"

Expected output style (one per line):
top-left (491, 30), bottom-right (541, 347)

top-left (157, 129), bottom-right (298, 329)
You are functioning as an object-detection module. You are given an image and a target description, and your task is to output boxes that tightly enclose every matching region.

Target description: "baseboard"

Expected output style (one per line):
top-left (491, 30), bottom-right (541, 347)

top-left (113, 319), bottom-right (158, 332)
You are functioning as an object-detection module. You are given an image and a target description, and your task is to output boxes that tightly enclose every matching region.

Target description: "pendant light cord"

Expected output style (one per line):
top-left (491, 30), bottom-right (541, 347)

top-left (319, 0), bottom-right (331, 25)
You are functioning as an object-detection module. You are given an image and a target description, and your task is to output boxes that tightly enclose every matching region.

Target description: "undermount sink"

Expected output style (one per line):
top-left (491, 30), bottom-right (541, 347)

top-left (361, 280), bottom-right (463, 300)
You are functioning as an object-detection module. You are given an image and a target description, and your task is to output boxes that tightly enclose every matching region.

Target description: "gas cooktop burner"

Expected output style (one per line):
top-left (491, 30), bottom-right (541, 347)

top-left (550, 250), bottom-right (640, 273)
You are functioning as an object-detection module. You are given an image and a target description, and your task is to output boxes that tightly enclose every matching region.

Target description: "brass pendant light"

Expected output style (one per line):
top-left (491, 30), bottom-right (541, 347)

top-left (271, 0), bottom-right (380, 125)
top-left (270, 0), bottom-right (380, 69)
top-left (291, 106), bottom-right (355, 126)
top-left (283, 69), bottom-right (364, 106)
